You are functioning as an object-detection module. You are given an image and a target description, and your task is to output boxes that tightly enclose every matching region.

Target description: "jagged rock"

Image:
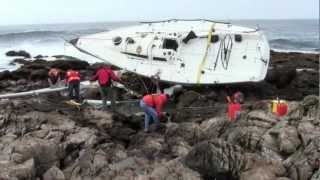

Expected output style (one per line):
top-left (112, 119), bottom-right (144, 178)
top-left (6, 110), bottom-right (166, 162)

top-left (0, 159), bottom-right (35, 180)
top-left (149, 158), bottom-right (202, 180)
top-left (0, 70), bottom-right (12, 80)
top-left (200, 117), bottom-right (230, 140)
top-left (297, 122), bottom-right (317, 147)
top-left (184, 139), bottom-right (247, 179)
top-left (6, 50), bottom-right (31, 58)
top-left (165, 122), bottom-right (203, 146)
top-left (11, 137), bottom-right (61, 176)
top-left (240, 164), bottom-right (289, 180)
top-left (284, 136), bottom-right (320, 180)
top-left (176, 91), bottom-right (203, 108)
top-left (265, 67), bottom-right (297, 89)
top-left (49, 60), bottom-right (89, 70)
top-left (43, 166), bottom-right (65, 180)
top-left (278, 126), bottom-right (301, 155)
top-left (129, 132), bottom-right (165, 160)
top-left (220, 110), bottom-right (278, 152)
top-left (29, 69), bottom-right (48, 80)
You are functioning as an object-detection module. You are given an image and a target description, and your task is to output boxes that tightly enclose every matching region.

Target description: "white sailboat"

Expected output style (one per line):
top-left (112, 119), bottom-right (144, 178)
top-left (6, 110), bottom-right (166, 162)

top-left (69, 19), bottom-right (270, 85)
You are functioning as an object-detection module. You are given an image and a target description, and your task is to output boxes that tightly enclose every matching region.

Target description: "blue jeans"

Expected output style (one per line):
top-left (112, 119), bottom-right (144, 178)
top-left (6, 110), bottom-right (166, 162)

top-left (140, 100), bottom-right (159, 130)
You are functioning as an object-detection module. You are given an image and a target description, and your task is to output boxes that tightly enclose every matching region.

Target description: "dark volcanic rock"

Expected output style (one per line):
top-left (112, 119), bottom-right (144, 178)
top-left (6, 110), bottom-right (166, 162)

top-left (184, 139), bottom-right (247, 179)
top-left (49, 60), bottom-right (89, 70)
top-left (6, 50), bottom-right (31, 58)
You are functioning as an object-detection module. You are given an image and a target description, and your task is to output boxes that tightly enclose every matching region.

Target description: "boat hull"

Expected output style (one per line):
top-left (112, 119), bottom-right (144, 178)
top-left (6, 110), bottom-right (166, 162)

top-left (73, 20), bottom-right (270, 85)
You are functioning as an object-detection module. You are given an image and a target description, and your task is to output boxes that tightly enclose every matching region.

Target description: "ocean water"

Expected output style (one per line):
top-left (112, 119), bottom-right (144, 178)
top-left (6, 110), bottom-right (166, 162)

top-left (0, 19), bottom-right (318, 70)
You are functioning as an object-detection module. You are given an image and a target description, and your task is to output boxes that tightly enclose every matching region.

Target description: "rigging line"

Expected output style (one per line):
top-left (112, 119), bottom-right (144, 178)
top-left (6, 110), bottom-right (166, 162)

top-left (196, 23), bottom-right (215, 84)
top-left (213, 34), bottom-right (233, 71)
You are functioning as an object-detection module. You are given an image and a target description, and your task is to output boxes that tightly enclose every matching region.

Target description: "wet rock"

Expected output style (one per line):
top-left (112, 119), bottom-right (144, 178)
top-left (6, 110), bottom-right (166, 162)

top-left (6, 50), bottom-right (31, 58)
top-left (30, 69), bottom-right (48, 80)
top-left (49, 60), bottom-right (89, 70)
top-left (265, 67), bottom-right (297, 89)
top-left (0, 70), bottom-right (12, 80)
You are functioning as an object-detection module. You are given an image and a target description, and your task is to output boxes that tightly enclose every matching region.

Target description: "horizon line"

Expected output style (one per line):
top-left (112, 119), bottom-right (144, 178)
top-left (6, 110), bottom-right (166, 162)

top-left (0, 18), bottom-right (318, 27)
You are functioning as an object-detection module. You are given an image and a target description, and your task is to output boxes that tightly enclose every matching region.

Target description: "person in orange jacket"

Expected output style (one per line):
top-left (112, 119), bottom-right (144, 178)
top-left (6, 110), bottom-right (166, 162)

top-left (140, 93), bottom-right (169, 132)
top-left (65, 69), bottom-right (81, 101)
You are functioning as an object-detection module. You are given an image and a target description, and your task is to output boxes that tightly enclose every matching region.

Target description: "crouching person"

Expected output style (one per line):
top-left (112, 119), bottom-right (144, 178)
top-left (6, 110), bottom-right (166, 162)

top-left (140, 93), bottom-right (169, 133)
top-left (48, 68), bottom-right (62, 87)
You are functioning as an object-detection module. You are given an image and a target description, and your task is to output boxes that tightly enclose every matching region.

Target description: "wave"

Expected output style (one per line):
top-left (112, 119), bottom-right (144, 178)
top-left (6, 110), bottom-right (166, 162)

top-left (0, 29), bottom-right (108, 44)
top-left (269, 38), bottom-right (319, 51)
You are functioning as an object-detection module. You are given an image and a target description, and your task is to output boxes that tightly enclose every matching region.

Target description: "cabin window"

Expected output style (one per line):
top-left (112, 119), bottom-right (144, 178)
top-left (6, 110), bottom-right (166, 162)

top-left (163, 39), bottom-right (178, 51)
top-left (126, 37), bottom-right (135, 44)
top-left (113, 36), bottom-right (122, 46)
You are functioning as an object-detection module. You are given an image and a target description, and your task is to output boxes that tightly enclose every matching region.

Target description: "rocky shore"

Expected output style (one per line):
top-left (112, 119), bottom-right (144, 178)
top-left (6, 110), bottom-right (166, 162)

top-left (0, 50), bottom-right (318, 180)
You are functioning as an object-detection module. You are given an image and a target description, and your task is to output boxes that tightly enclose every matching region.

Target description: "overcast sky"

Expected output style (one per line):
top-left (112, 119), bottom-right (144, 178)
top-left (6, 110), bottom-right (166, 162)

top-left (0, 0), bottom-right (318, 25)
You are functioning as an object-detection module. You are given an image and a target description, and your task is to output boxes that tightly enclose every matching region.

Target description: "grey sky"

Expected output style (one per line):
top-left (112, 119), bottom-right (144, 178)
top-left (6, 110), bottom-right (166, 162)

top-left (0, 0), bottom-right (318, 25)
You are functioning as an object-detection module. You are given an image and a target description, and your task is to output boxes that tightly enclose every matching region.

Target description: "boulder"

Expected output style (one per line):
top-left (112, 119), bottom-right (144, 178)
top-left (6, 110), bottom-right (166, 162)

top-left (12, 137), bottom-right (61, 176)
top-left (184, 139), bottom-right (247, 179)
top-left (43, 166), bottom-right (65, 180)
top-left (278, 126), bottom-right (301, 155)
top-left (0, 70), bottom-right (12, 80)
top-left (149, 158), bottom-right (202, 180)
top-left (165, 122), bottom-right (203, 145)
top-left (0, 159), bottom-right (35, 180)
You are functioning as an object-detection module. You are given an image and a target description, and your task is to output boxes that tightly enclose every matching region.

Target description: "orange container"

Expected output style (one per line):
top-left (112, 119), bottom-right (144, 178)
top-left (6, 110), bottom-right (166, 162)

top-left (271, 100), bottom-right (288, 117)
top-left (276, 103), bottom-right (288, 116)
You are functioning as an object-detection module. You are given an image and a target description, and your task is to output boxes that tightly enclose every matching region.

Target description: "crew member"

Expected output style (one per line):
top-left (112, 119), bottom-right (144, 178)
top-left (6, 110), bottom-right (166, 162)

top-left (65, 69), bottom-right (81, 101)
top-left (227, 91), bottom-right (244, 121)
top-left (48, 68), bottom-right (62, 87)
top-left (91, 65), bottom-right (121, 110)
top-left (140, 93), bottom-right (169, 132)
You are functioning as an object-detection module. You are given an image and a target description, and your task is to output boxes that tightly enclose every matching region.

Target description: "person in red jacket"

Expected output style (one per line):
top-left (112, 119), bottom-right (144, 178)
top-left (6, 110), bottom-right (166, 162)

top-left (140, 93), bottom-right (169, 132)
top-left (91, 65), bottom-right (121, 110)
top-left (65, 69), bottom-right (81, 101)
top-left (227, 91), bottom-right (244, 121)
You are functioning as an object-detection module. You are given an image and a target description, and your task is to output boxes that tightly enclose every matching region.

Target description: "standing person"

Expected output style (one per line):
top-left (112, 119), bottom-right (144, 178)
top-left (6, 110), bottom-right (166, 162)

top-left (227, 91), bottom-right (244, 121)
top-left (48, 68), bottom-right (62, 87)
top-left (65, 69), bottom-right (81, 101)
top-left (90, 65), bottom-right (121, 111)
top-left (140, 93), bottom-right (169, 132)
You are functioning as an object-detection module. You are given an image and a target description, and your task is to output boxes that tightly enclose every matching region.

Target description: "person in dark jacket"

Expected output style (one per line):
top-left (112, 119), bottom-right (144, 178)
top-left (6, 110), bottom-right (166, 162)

top-left (48, 68), bottom-right (62, 87)
top-left (91, 65), bottom-right (121, 110)
top-left (140, 93), bottom-right (169, 132)
top-left (65, 69), bottom-right (81, 101)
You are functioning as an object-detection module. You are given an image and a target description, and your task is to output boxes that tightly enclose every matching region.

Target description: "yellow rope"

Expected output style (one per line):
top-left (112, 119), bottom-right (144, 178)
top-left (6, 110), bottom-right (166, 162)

top-left (196, 23), bottom-right (215, 84)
